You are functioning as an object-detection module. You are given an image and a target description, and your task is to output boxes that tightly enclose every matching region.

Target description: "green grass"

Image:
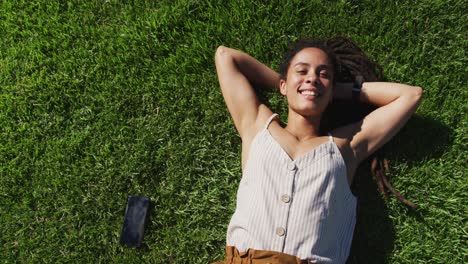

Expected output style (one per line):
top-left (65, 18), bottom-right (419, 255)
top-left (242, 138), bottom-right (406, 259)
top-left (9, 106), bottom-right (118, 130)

top-left (0, 0), bottom-right (466, 263)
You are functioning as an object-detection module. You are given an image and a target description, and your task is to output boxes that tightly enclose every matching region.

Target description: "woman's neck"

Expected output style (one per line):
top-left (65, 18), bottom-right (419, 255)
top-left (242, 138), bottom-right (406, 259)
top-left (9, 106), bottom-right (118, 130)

top-left (284, 110), bottom-right (322, 141)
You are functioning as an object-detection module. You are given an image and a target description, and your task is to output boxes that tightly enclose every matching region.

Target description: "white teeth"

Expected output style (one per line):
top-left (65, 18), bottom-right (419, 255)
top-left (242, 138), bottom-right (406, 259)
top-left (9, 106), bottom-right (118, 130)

top-left (301, 90), bottom-right (319, 96)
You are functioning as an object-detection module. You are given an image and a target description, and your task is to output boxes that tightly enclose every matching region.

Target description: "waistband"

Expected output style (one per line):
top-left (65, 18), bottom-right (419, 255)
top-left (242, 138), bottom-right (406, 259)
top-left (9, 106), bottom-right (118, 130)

top-left (223, 246), bottom-right (317, 264)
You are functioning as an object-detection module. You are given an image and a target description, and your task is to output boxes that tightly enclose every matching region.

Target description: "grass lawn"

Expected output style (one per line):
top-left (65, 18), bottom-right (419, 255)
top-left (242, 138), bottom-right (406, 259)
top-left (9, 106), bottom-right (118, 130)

top-left (0, 0), bottom-right (466, 263)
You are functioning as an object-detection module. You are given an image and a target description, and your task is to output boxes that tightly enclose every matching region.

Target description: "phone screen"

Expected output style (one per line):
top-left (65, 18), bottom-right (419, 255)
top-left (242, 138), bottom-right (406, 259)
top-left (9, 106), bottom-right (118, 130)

top-left (120, 196), bottom-right (150, 247)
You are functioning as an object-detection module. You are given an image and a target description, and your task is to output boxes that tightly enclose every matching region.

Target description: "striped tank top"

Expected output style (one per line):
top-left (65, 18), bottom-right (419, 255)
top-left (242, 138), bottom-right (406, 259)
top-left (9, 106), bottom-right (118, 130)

top-left (226, 114), bottom-right (357, 263)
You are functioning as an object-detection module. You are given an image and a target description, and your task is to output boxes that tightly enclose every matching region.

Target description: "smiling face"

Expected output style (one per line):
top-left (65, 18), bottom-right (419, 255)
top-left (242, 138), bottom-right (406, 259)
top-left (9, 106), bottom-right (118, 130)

top-left (280, 47), bottom-right (334, 117)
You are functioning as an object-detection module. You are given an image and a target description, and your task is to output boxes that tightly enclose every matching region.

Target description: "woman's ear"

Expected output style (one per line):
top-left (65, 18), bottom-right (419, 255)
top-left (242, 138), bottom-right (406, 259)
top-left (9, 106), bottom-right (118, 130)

top-left (279, 79), bottom-right (287, 96)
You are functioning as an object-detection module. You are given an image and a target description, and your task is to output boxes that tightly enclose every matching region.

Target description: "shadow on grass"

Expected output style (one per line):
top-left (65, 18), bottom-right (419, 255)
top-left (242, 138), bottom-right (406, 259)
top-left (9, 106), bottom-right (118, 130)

top-left (385, 115), bottom-right (453, 162)
top-left (347, 115), bottom-right (452, 263)
top-left (347, 166), bottom-right (395, 264)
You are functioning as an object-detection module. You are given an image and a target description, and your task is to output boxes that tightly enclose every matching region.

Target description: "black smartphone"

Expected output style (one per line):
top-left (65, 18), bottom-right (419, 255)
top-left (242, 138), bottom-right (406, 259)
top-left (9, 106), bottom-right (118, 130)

top-left (120, 196), bottom-right (150, 247)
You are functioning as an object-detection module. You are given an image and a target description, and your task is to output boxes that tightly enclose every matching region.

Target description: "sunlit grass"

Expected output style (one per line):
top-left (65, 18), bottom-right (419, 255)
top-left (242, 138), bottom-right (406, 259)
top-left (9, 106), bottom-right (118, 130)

top-left (0, 0), bottom-right (466, 263)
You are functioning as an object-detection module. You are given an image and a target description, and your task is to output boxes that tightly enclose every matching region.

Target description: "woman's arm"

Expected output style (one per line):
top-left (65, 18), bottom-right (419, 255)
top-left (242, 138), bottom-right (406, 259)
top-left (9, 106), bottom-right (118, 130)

top-left (216, 47), bottom-right (280, 89)
top-left (214, 46), bottom-right (279, 138)
top-left (333, 81), bottom-right (423, 163)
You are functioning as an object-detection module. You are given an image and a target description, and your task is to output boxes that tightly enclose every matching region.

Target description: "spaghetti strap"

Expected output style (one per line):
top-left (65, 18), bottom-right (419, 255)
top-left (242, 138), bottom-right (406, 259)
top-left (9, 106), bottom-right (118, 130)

top-left (264, 113), bottom-right (279, 130)
top-left (327, 133), bottom-right (334, 142)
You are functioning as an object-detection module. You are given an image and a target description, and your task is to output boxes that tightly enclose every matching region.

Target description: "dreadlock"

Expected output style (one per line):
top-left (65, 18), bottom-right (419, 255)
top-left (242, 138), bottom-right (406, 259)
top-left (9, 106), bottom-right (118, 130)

top-left (326, 36), bottom-right (383, 82)
top-left (324, 36), bottom-right (417, 208)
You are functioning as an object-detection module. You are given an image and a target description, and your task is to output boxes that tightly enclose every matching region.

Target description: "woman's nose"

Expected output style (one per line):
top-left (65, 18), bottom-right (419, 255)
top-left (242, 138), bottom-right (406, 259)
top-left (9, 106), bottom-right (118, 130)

top-left (305, 72), bottom-right (318, 83)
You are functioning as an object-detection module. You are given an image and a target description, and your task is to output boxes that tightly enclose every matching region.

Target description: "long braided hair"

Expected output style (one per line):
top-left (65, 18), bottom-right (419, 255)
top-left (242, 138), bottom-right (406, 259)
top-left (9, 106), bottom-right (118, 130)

top-left (325, 36), bottom-right (416, 208)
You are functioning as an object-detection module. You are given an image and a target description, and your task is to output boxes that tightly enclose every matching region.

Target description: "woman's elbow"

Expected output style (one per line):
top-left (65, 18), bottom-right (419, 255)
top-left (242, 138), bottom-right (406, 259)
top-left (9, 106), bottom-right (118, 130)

top-left (215, 46), bottom-right (231, 61)
top-left (413, 86), bottom-right (423, 100)
top-left (413, 86), bottom-right (423, 96)
top-left (215, 45), bottom-right (224, 55)
top-left (409, 86), bottom-right (423, 106)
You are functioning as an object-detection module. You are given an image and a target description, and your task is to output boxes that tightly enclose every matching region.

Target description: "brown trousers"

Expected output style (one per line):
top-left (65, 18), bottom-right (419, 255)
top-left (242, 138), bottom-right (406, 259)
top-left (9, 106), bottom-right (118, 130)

top-left (211, 246), bottom-right (313, 264)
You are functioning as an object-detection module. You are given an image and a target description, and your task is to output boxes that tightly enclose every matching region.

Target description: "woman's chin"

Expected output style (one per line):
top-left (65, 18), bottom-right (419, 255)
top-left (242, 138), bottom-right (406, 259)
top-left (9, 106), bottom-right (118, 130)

top-left (290, 106), bottom-right (325, 118)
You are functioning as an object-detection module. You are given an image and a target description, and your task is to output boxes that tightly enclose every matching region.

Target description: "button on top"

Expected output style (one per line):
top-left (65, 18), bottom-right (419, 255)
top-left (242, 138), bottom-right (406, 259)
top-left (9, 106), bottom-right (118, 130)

top-left (276, 227), bottom-right (285, 236)
top-left (287, 162), bottom-right (296, 171)
top-left (281, 194), bottom-right (291, 203)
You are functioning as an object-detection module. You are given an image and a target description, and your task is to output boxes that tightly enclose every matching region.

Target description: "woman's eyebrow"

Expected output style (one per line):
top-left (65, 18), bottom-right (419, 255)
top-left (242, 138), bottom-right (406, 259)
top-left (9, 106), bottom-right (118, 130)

top-left (293, 62), bottom-right (329, 70)
top-left (316, 65), bottom-right (330, 71)
top-left (293, 62), bottom-right (310, 67)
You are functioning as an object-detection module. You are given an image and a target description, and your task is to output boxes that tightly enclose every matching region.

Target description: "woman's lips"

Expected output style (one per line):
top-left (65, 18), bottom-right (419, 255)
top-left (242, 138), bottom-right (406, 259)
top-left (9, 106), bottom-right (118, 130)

top-left (298, 89), bottom-right (320, 99)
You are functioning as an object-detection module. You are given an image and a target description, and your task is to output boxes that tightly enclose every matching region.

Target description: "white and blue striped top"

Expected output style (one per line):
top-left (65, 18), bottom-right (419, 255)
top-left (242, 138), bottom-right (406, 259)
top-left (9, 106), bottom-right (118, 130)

top-left (226, 114), bottom-right (357, 263)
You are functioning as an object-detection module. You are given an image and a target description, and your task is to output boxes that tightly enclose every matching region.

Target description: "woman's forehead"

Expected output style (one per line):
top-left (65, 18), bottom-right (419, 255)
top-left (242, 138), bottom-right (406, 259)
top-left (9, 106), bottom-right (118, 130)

top-left (291, 47), bottom-right (330, 66)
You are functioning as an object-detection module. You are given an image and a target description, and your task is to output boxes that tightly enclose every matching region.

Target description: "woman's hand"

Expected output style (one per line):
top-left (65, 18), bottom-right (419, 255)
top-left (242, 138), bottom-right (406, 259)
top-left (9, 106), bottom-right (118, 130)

top-left (333, 82), bottom-right (354, 101)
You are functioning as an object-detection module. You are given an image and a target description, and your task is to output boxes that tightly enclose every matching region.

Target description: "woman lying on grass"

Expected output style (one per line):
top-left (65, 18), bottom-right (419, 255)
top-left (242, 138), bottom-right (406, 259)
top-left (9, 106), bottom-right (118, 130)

top-left (213, 36), bottom-right (422, 264)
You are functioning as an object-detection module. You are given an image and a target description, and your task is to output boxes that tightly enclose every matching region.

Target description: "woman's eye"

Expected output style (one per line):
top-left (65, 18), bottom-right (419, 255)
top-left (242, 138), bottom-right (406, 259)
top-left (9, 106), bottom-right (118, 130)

top-left (297, 70), bottom-right (307, 75)
top-left (320, 72), bottom-right (329, 78)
